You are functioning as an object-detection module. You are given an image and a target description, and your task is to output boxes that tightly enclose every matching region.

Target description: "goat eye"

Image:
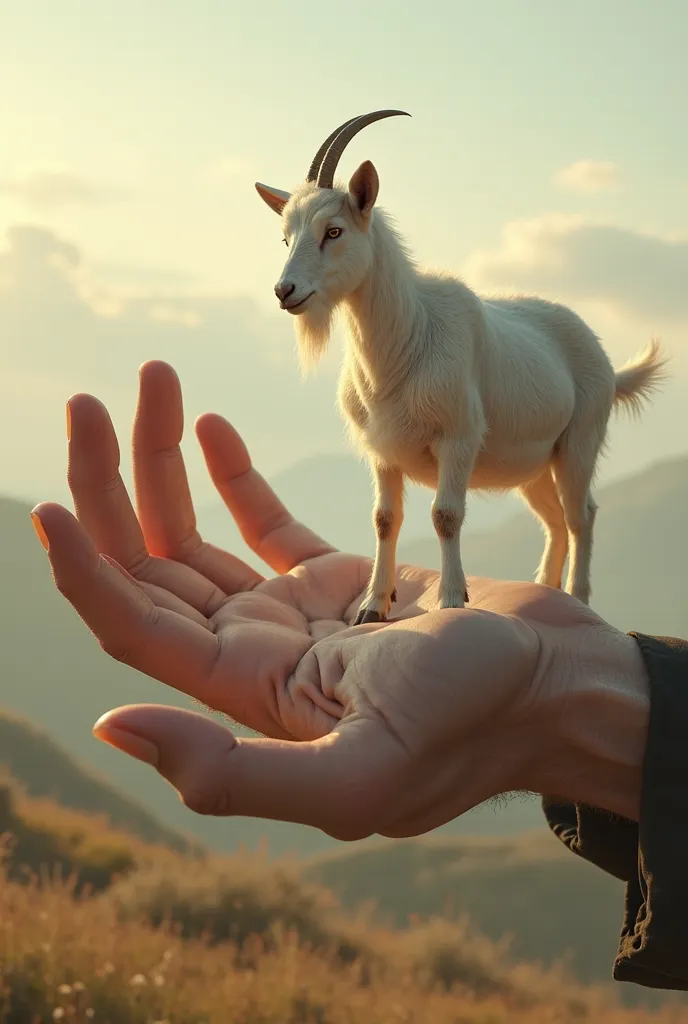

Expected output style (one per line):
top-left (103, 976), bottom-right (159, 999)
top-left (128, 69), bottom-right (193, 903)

top-left (326, 227), bottom-right (342, 240)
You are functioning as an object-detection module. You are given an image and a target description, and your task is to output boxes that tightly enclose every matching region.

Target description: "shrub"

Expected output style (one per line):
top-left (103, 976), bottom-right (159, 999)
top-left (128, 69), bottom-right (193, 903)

top-left (0, 856), bottom-right (661, 1024)
top-left (0, 776), bottom-right (137, 894)
top-left (107, 853), bottom-right (371, 966)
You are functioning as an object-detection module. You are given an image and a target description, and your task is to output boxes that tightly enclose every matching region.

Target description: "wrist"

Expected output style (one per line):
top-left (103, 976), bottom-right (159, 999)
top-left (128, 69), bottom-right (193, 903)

top-left (525, 625), bottom-right (650, 822)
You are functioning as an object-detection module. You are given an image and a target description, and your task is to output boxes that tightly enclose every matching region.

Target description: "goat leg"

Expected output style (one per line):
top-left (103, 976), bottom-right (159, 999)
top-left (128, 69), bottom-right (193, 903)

top-left (431, 436), bottom-right (479, 611)
top-left (353, 463), bottom-right (404, 625)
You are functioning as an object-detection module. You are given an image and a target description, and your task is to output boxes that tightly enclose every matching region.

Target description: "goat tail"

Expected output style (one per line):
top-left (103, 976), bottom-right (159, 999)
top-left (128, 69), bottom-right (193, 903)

top-left (613, 337), bottom-right (669, 417)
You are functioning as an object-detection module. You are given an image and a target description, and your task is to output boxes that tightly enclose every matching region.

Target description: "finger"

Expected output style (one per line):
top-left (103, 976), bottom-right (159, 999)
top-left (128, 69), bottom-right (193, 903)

top-left (93, 704), bottom-right (403, 840)
top-left (196, 412), bottom-right (335, 574)
top-left (67, 392), bottom-right (149, 571)
top-left (102, 555), bottom-right (209, 628)
top-left (32, 503), bottom-right (221, 699)
top-left (67, 388), bottom-right (251, 611)
top-left (132, 361), bottom-right (265, 595)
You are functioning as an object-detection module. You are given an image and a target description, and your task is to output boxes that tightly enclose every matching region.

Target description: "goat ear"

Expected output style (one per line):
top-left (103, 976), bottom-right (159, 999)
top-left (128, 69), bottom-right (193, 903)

top-left (349, 161), bottom-right (379, 217)
top-left (255, 182), bottom-right (291, 216)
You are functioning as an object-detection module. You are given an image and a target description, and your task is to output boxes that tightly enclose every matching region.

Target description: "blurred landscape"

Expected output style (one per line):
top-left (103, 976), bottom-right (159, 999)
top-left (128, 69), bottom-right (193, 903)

top-left (3, 1), bottom-right (688, 1018)
top-left (1, 724), bottom-right (686, 1021)
top-left (3, 448), bottom-right (688, 1018)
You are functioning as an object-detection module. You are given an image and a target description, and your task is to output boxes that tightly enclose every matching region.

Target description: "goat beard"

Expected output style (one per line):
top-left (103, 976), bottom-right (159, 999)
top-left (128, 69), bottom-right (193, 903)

top-left (293, 296), bottom-right (334, 375)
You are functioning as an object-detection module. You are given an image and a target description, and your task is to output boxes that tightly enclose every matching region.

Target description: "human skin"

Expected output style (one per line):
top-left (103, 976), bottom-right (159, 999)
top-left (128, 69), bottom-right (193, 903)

top-left (30, 361), bottom-right (650, 842)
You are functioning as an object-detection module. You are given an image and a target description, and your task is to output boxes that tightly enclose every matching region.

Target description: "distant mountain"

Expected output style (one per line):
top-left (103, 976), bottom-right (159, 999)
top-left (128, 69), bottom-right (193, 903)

top-left (399, 453), bottom-right (688, 636)
top-left (196, 452), bottom-right (522, 571)
top-left (304, 831), bottom-right (623, 987)
top-left (0, 708), bottom-right (194, 853)
top-left (303, 833), bottom-right (685, 1009)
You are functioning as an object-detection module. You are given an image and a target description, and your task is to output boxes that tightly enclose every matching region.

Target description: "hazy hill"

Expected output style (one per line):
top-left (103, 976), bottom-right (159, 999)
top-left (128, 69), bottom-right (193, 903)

top-left (399, 452), bottom-right (688, 637)
top-left (0, 775), bottom-right (676, 1011)
top-left (305, 832), bottom-right (624, 988)
top-left (0, 772), bottom-right (143, 892)
top-left (0, 708), bottom-right (193, 853)
top-left (1, 797), bottom-right (638, 1024)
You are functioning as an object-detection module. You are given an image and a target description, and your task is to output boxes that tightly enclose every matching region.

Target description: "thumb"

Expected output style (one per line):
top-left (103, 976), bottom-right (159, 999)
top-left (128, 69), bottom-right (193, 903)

top-left (93, 704), bottom-right (398, 841)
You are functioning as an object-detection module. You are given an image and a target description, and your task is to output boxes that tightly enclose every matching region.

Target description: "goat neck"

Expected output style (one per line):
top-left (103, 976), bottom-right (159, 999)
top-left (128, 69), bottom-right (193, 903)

top-left (341, 211), bottom-right (423, 391)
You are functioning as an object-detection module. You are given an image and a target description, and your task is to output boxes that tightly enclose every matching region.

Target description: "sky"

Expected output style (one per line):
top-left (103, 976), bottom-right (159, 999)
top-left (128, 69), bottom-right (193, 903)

top-left (0, 0), bottom-right (686, 520)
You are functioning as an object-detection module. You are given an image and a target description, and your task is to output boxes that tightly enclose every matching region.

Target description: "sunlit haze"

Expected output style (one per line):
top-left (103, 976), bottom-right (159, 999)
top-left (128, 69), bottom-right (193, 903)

top-left (1, 0), bottom-right (686, 515)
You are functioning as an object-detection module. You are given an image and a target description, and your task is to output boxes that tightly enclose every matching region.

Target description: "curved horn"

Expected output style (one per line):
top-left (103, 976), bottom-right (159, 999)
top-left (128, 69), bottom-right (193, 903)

top-left (316, 109), bottom-right (410, 190)
top-left (306, 115), bottom-right (363, 182)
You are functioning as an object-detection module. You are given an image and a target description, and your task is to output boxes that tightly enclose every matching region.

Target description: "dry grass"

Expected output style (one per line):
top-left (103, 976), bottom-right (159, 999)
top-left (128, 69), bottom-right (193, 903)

top-left (0, 777), bottom-right (183, 895)
top-left (1, 779), bottom-right (686, 1023)
top-left (304, 832), bottom-right (630, 986)
top-left (107, 852), bottom-right (372, 966)
top-left (1, 858), bottom-right (679, 1024)
top-left (2, 840), bottom-right (686, 1024)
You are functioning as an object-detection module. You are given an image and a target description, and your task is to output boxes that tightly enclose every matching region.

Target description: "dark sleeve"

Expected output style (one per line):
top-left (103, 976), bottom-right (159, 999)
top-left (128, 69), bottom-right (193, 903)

top-left (542, 632), bottom-right (688, 990)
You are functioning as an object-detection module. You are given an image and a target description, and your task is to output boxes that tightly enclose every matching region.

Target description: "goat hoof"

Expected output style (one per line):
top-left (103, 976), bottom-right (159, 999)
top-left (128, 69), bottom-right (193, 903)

top-left (354, 607), bottom-right (385, 625)
top-left (361, 609), bottom-right (384, 624)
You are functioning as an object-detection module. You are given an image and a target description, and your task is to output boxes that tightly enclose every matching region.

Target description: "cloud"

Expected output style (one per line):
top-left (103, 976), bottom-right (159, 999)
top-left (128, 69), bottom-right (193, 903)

top-left (0, 223), bottom-right (346, 502)
top-left (0, 226), bottom-right (312, 377)
top-left (0, 171), bottom-right (115, 211)
top-left (555, 160), bottom-right (621, 193)
top-left (90, 260), bottom-right (200, 293)
top-left (464, 215), bottom-right (688, 323)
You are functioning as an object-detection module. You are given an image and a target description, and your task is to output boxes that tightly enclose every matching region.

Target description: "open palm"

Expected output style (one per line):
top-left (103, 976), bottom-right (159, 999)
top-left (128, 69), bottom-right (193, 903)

top-left (39, 361), bottom-right (608, 839)
top-left (44, 361), bottom-right (444, 744)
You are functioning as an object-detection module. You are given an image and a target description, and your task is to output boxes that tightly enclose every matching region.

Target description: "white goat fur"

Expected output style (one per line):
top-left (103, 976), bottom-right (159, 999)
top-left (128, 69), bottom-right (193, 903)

top-left (257, 167), bottom-right (667, 620)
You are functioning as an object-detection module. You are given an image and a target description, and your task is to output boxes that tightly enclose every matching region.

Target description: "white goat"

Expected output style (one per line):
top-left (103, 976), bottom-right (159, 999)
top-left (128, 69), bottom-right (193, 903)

top-left (255, 110), bottom-right (667, 623)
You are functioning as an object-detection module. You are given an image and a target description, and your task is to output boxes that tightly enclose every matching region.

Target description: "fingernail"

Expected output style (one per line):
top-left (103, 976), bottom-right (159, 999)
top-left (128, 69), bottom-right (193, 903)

top-left (66, 402), bottom-right (71, 442)
top-left (30, 511), bottom-right (49, 551)
top-left (93, 723), bottom-right (159, 768)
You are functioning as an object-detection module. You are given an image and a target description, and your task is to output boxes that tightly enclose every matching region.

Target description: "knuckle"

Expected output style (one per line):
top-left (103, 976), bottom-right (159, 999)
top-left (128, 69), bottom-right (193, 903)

top-left (323, 779), bottom-right (381, 842)
top-left (98, 637), bottom-right (133, 666)
top-left (52, 573), bottom-right (73, 602)
top-left (65, 468), bottom-right (78, 494)
top-left (183, 787), bottom-right (233, 817)
top-left (97, 603), bottom-right (159, 668)
top-left (326, 819), bottom-right (374, 843)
